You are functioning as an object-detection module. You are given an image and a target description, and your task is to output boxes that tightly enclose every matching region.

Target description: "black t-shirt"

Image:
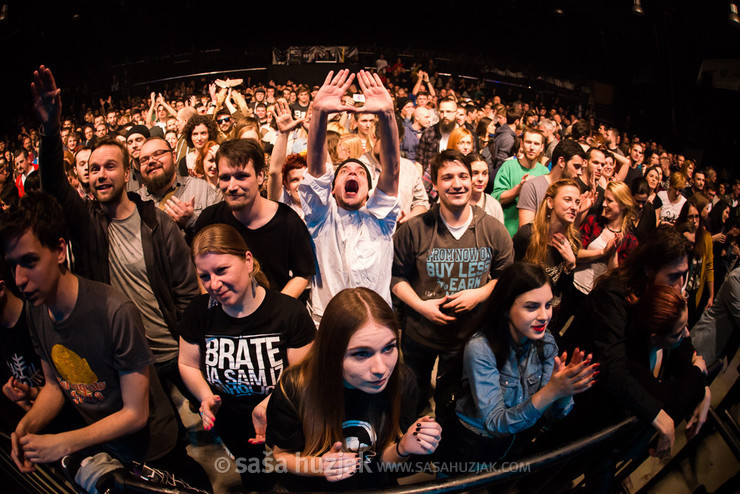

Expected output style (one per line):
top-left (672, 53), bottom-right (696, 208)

top-left (193, 201), bottom-right (316, 293)
top-left (0, 301), bottom-right (45, 388)
top-left (290, 102), bottom-right (310, 121)
top-left (266, 367), bottom-right (417, 491)
top-left (27, 277), bottom-right (177, 462)
top-left (179, 290), bottom-right (315, 413)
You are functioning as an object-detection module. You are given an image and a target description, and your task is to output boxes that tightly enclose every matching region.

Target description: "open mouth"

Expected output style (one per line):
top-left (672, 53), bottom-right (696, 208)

top-left (96, 184), bottom-right (112, 192)
top-left (345, 178), bottom-right (359, 194)
top-left (532, 324), bottom-right (547, 333)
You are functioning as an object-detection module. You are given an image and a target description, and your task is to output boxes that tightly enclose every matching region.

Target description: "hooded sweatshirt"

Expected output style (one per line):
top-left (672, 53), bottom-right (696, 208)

top-left (392, 204), bottom-right (514, 350)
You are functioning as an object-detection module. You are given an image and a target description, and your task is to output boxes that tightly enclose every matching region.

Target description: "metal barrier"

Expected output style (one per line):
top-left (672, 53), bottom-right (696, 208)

top-left (361, 416), bottom-right (639, 494)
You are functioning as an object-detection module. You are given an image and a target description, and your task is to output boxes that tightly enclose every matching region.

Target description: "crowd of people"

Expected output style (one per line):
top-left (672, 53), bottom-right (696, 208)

top-left (0, 59), bottom-right (737, 493)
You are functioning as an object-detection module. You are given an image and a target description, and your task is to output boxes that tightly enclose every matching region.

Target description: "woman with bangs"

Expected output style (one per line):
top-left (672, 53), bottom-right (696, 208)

top-left (513, 179), bottom-right (582, 333)
top-left (447, 127), bottom-right (475, 156)
top-left (178, 223), bottom-right (315, 490)
top-left (267, 288), bottom-right (441, 491)
top-left (574, 181), bottom-right (639, 295)
top-left (194, 140), bottom-right (220, 189)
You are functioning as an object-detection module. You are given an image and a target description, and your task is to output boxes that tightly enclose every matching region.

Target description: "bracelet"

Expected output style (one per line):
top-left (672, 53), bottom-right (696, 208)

top-left (396, 440), bottom-right (410, 458)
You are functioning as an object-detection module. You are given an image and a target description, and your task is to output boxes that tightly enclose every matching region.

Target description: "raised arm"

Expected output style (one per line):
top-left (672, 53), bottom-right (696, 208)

top-left (356, 70), bottom-right (399, 197)
top-left (307, 70), bottom-right (356, 178)
top-left (269, 99), bottom-right (306, 201)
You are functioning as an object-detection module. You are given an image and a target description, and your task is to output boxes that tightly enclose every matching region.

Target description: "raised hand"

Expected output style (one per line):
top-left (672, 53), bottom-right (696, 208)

top-left (31, 65), bottom-right (62, 131)
top-left (312, 69), bottom-right (356, 114)
top-left (356, 70), bottom-right (393, 114)
top-left (548, 348), bottom-right (598, 399)
top-left (275, 99), bottom-right (305, 133)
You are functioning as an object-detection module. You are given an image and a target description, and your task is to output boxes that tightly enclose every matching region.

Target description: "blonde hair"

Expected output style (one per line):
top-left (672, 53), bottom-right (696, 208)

top-left (525, 179), bottom-right (582, 265)
top-left (337, 134), bottom-right (364, 161)
top-left (191, 223), bottom-right (269, 289)
top-left (669, 171), bottom-right (687, 190)
top-left (447, 127), bottom-right (474, 153)
top-left (606, 181), bottom-right (637, 233)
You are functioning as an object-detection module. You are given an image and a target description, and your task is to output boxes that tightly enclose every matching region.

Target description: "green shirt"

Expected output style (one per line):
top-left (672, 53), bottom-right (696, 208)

top-left (492, 158), bottom-right (550, 237)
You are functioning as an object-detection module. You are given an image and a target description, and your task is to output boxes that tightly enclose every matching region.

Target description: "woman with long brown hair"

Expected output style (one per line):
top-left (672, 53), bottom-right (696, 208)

top-left (178, 223), bottom-right (315, 490)
top-left (267, 288), bottom-right (441, 491)
top-left (676, 193), bottom-right (714, 323)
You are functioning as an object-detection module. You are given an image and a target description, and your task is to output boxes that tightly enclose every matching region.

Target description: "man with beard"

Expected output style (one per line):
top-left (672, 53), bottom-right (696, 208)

top-left (193, 138), bottom-right (315, 298)
top-left (13, 150), bottom-right (39, 198)
top-left (416, 98), bottom-right (458, 196)
top-left (300, 69), bottom-right (400, 326)
top-left (135, 137), bottom-right (221, 238)
top-left (32, 65), bottom-right (198, 386)
top-left (392, 149), bottom-right (513, 419)
top-left (492, 128), bottom-right (549, 236)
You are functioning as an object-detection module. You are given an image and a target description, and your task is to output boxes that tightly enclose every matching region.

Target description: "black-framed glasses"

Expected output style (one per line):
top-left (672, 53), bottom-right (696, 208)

top-left (217, 117), bottom-right (231, 124)
top-left (140, 149), bottom-right (170, 167)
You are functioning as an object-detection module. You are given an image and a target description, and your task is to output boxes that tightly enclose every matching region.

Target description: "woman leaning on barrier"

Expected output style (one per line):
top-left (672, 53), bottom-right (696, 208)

top-left (266, 288), bottom-right (442, 491)
top-left (442, 263), bottom-right (597, 465)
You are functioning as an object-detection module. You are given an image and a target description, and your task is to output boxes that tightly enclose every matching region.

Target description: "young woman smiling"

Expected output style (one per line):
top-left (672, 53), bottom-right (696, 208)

top-left (445, 263), bottom-right (597, 464)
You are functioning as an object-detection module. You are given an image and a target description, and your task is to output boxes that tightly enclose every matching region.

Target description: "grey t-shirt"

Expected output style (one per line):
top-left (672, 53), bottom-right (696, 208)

top-left (108, 207), bottom-right (176, 363)
top-left (517, 174), bottom-right (551, 214)
top-left (27, 277), bottom-right (177, 462)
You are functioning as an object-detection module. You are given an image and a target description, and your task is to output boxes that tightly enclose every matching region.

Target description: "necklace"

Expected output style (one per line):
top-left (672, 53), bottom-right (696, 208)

top-left (606, 225), bottom-right (622, 234)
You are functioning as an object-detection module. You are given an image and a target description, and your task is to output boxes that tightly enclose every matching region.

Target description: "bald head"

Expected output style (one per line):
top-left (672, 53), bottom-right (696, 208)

top-left (414, 107), bottom-right (432, 129)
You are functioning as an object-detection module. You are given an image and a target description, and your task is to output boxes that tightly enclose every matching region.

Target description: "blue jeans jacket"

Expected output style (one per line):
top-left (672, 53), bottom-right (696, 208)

top-left (455, 331), bottom-right (573, 438)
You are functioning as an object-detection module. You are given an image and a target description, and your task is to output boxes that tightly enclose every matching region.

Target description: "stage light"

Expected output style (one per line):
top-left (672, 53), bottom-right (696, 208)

top-left (730, 2), bottom-right (740, 25)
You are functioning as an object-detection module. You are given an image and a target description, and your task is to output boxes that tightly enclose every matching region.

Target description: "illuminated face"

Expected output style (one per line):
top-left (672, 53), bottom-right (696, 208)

top-left (434, 160), bottom-right (471, 212)
top-left (343, 320), bottom-right (398, 394)
top-left (547, 185), bottom-right (580, 224)
top-left (106, 112), bottom-right (117, 126)
top-left (89, 145), bottom-right (129, 204)
top-left (646, 168), bottom-right (661, 191)
top-left (218, 159), bottom-right (264, 211)
top-left (630, 145), bottom-right (644, 164)
top-left (332, 162), bottom-right (370, 211)
top-left (166, 118), bottom-right (178, 132)
top-left (601, 189), bottom-right (623, 223)
top-left (195, 252), bottom-right (253, 309)
top-left (521, 132), bottom-right (544, 162)
top-left (164, 131), bottom-right (178, 150)
top-left (139, 140), bottom-right (176, 192)
top-left (455, 134), bottom-right (473, 155)
top-left (203, 144), bottom-right (219, 182)
top-left (456, 108), bottom-right (466, 126)
top-left (95, 124), bottom-right (107, 138)
top-left (284, 167), bottom-right (306, 206)
top-left (14, 153), bottom-right (29, 175)
top-left (602, 156), bottom-right (615, 180)
top-left (191, 124), bottom-right (209, 150)
top-left (126, 133), bottom-right (146, 160)
top-left (693, 172), bottom-right (705, 191)
top-left (217, 115), bottom-right (233, 132)
top-left (74, 149), bottom-right (91, 187)
top-left (438, 101), bottom-right (457, 126)
top-left (356, 114), bottom-right (375, 137)
top-left (470, 160), bottom-right (489, 194)
top-left (157, 106), bottom-right (168, 121)
top-left (416, 94), bottom-right (429, 108)
top-left (3, 230), bottom-right (66, 307)
top-left (508, 284), bottom-right (553, 344)
top-left (564, 155), bottom-right (585, 180)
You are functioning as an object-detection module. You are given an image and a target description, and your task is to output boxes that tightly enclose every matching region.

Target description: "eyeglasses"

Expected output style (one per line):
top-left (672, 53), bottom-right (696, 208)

top-left (217, 117), bottom-right (231, 124)
top-left (140, 149), bottom-right (170, 167)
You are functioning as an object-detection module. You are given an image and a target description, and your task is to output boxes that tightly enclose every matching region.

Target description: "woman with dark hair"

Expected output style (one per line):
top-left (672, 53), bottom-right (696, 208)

top-left (0, 158), bottom-right (18, 210)
top-left (708, 200), bottom-right (736, 288)
top-left (676, 194), bottom-right (714, 323)
top-left (466, 152), bottom-right (503, 222)
top-left (446, 263), bottom-right (596, 464)
top-left (178, 223), bottom-right (315, 490)
top-left (178, 114), bottom-right (219, 177)
top-left (630, 177), bottom-right (658, 243)
top-left (267, 287), bottom-right (441, 491)
top-left (643, 165), bottom-right (663, 219)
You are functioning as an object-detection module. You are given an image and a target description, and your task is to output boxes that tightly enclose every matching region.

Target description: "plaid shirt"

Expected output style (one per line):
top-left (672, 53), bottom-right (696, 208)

top-left (416, 124), bottom-right (442, 197)
top-left (579, 214), bottom-right (639, 264)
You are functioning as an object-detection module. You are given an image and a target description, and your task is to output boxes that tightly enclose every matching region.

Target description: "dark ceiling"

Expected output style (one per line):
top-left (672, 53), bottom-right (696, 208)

top-left (1, 0), bottom-right (738, 168)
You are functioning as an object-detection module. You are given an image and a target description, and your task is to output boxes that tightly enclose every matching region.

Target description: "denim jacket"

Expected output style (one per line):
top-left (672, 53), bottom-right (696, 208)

top-left (455, 331), bottom-right (573, 439)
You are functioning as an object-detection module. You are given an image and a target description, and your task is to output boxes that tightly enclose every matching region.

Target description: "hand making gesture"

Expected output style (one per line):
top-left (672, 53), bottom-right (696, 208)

top-left (31, 65), bottom-right (62, 133)
top-left (311, 69), bottom-right (356, 114)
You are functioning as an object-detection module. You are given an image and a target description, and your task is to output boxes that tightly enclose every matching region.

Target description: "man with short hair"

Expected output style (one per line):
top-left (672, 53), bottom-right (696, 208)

top-left (621, 142), bottom-right (645, 187)
top-left (354, 112), bottom-right (376, 153)
top-left (493, 128), bottom-right (549, 236)
top-left (94, 123), bottom-right (107, 139)
top-left (136, 138), bottom-right (222, 237)
top-left (517, 139), bottom-right (587, 227)
top-left (290, 85), bottom-right (310, 120)
top-left (73, 147), bottom-right (93, 199)
top-left (400, 106), bottom-right (431, 161)
top-left (125, 125), bottom-right (149, 192)
top-left (14, 150), bottom-right (39, 198)
top-left (33, 66), bottom-right (199, 381)
top-left (492, 106), bottom-right (521, 172)
top-left (416, 98), bottom-right (458, 195)
top-left (538, 118), bottom-right (558, 162)
top-left (106, 110), bottom-right (119, 133)
top-left (683, 169), bottom-right (706, 198)
top-left (194, 138), bottom-right (315, 298)
top-left (214, 109), bottom-right (235, 141)
top-left (2, 192), bottom-right (180, 473)
top-left (300, 69), bottom-right (400, 325)
top-left (392, 149), bottom-right (513, 417)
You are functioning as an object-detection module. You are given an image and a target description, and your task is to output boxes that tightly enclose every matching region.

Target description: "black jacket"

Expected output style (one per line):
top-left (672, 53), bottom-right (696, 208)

top-left (39, 132), bottom-right (199, 338)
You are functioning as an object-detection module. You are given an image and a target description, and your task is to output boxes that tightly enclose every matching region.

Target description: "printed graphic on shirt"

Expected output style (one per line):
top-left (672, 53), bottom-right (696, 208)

top-left (343, 420), bottom-right (377, 463)
top-left (204, 334), bottom-right (284, 396)
top-left (51, 344), bottom-right (107, 404)
top-left (425, 247), bottom-right (493, 295)
top-left (5, 354), bottom-right (44, 387)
